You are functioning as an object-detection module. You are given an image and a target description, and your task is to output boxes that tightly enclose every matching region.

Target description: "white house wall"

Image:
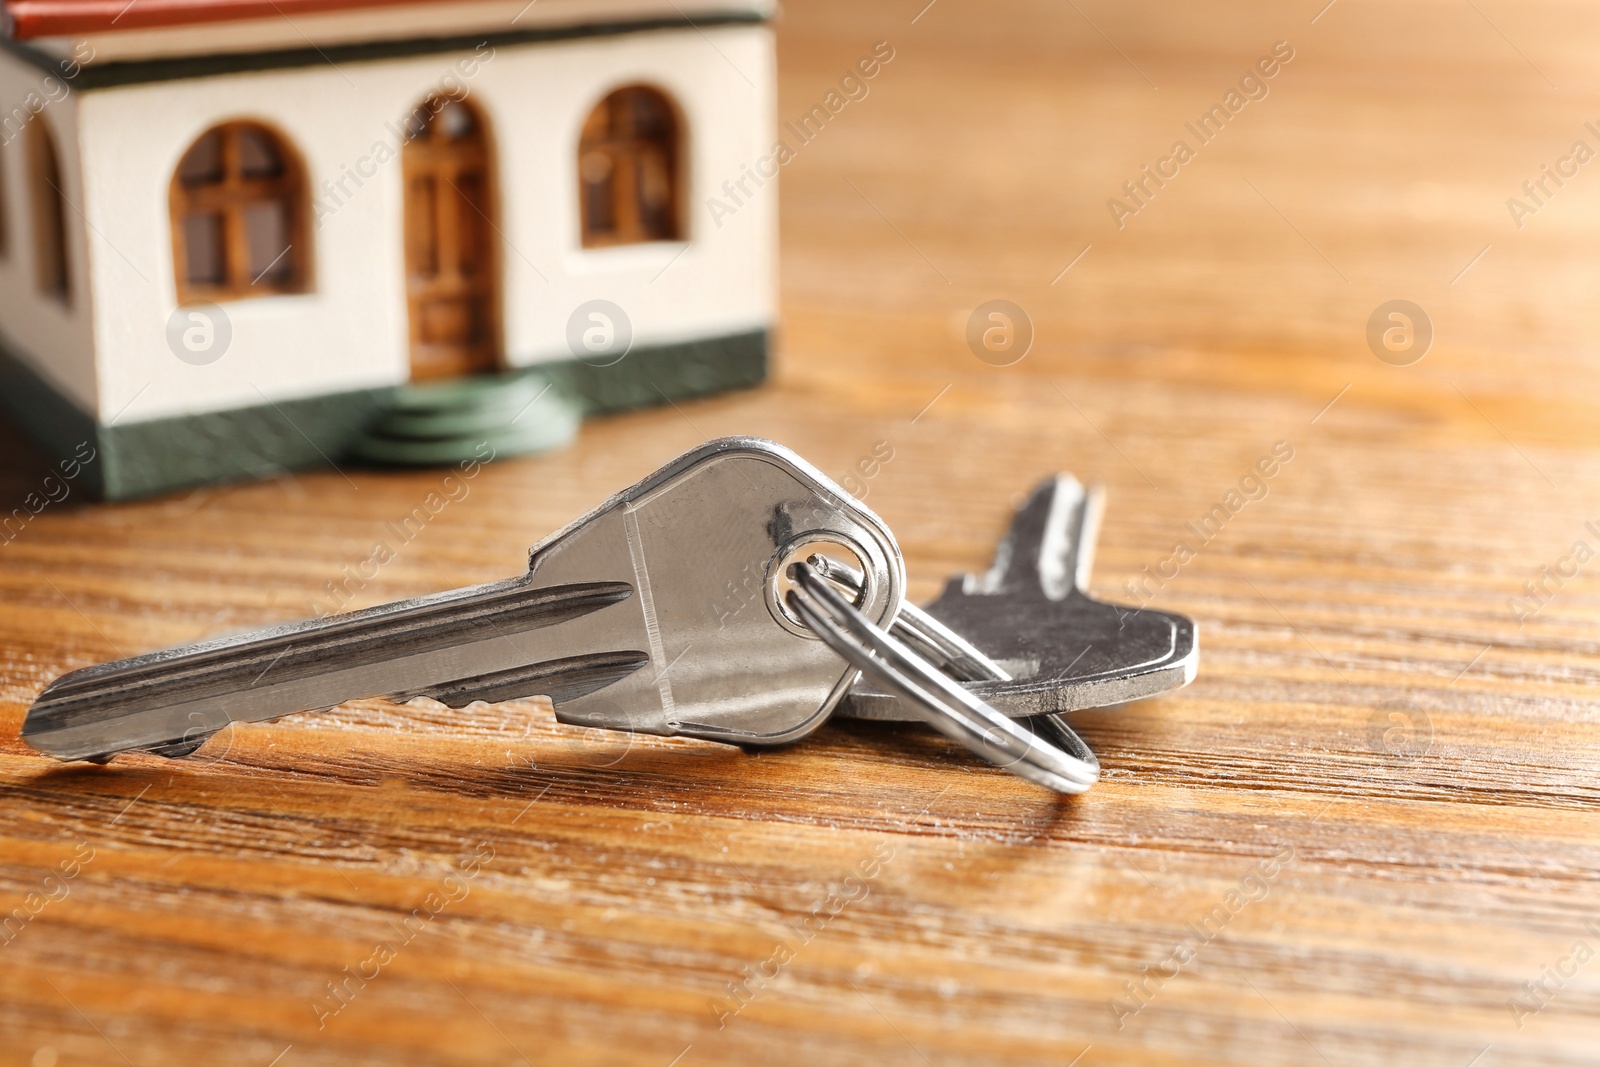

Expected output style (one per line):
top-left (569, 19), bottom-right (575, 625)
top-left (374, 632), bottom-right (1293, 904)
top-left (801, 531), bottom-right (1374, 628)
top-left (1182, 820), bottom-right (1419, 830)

top-left (77, 23), bottom-right (775, 426)
top-left (0, 50), bottom-right (97, 416)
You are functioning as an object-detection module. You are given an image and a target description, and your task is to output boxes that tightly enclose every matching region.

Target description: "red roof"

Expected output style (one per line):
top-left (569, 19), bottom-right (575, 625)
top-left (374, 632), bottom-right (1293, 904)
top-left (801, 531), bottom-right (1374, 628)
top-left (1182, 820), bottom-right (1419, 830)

top-left (4, 0), bottom-right (447, 39)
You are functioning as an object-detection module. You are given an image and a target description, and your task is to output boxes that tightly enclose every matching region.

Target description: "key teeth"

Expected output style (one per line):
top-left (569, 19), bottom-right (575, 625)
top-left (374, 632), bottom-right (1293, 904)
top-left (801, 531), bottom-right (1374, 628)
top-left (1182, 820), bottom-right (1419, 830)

top-left (145, 735), bottom-right (213, 759)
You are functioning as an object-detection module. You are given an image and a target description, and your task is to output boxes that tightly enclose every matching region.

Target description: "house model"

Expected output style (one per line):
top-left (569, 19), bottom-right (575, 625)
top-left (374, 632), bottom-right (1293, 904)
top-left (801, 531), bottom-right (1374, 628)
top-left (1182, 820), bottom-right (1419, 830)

top-left (0, 0), bottom-right (775, 498)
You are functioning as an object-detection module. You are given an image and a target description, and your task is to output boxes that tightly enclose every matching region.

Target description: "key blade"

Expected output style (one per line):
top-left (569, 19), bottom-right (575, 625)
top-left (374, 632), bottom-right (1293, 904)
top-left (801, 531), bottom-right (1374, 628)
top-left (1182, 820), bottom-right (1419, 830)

top-left (21, 579), bottom-right (635, 762)
top-left (966, 475), bottom-right (1101, 600)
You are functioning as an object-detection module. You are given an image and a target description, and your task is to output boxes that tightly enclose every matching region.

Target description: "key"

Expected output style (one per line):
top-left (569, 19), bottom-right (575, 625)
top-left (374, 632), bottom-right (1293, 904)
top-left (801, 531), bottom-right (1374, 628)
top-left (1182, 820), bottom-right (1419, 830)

top-left (839, 474), bottom-right (1196, 720)
top-left (22, 438), bottom-right (905, 762)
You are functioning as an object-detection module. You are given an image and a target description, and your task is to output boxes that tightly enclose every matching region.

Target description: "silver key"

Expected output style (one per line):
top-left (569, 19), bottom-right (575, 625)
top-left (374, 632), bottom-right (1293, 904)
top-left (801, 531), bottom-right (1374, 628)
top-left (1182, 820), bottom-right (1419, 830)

top-left (22, 438), bottom-right (905, 762)
top-left (841, 474), bottom-right (1196, 720)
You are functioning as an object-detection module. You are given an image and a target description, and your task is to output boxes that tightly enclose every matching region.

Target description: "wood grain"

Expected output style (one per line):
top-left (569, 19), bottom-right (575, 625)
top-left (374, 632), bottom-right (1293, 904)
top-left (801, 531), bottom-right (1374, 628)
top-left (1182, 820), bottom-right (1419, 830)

top-left (5, 1), bottom-right (1600, 1063)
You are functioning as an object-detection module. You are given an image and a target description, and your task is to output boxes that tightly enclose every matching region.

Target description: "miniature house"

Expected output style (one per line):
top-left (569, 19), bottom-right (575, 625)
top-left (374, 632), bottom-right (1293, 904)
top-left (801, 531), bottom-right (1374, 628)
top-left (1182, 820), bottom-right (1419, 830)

top-left (0, 0), bottom-right (775, 498)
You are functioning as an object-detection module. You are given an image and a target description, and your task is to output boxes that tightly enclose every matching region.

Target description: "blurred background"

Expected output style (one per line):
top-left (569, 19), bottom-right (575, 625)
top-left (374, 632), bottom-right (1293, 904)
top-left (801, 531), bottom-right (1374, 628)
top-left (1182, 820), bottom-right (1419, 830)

top-left (4, 1), bottom-right (1600, 1065)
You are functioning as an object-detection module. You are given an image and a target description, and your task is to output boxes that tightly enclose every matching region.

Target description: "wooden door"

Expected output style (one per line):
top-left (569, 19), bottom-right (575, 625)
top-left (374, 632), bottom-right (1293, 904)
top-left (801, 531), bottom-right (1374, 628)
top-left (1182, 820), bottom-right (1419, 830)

top-left (402, 97), bottom-right (499, 381)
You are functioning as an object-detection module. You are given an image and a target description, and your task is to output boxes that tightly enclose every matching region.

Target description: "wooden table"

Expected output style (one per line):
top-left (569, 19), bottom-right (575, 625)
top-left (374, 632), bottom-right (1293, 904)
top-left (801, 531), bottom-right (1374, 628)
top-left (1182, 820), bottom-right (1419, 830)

top-left (5, 2), bottom-right (1599, 1063)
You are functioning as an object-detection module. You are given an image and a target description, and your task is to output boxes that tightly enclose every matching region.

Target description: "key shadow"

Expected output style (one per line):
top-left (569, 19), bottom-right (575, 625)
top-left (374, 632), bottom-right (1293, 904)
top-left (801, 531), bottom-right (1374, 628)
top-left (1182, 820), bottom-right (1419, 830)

top-left (0, 756), bottom-right (177, 828)
top-left (9, 761), bottom-right (168, 785)
top-left (1, 700), bottom-right (1098, 856)
top-left (819, 717), bottom-right (1100, 817)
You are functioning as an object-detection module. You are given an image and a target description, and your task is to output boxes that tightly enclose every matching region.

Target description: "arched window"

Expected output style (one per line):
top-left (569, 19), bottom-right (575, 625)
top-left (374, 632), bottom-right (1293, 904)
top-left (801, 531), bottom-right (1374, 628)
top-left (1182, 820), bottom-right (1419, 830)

top-left (29, 119), bottom-right (69, 301)
top-left (170, 122), bottom-right (308, 302)
top-left (578, 85), bottom-right (682, 247)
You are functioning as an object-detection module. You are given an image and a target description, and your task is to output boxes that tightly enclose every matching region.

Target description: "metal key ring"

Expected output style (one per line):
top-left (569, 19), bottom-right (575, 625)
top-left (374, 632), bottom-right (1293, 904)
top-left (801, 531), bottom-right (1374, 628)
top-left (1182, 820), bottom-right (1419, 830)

top-left (786, 563), bottom-right (1101, 794)
top-left (804, 554), bottom-right (1012, 683)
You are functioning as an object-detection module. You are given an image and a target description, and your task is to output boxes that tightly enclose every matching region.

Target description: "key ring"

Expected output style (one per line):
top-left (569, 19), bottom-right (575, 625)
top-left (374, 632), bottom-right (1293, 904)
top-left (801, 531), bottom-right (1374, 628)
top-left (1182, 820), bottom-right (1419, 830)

top-left (802, 553), bottom-right (1012, 683)
top-left (786, 562), bottom-right (1101, 794)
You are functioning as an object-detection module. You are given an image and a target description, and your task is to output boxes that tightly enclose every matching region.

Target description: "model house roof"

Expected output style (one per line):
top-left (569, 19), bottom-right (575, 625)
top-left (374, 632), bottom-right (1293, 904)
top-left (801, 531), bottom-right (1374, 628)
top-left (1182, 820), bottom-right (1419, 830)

top-left (4, 0), bottom-right (437, 39)
top-left (3, 0), bottom-right (770, 47)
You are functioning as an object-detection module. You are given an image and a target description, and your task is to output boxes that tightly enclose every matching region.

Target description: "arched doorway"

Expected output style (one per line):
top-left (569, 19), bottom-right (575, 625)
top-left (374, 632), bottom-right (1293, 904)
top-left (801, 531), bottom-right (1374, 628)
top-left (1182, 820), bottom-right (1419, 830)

top-left (401, 95), bottom-right (499, 381)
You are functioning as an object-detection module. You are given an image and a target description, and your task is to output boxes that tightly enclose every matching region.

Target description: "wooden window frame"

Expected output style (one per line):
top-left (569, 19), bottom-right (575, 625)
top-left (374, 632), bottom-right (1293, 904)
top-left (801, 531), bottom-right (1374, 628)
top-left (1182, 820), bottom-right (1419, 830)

top-left (28, 118), bottom-right (69, 303)
top-left (169, 120), bottom-right (311, 305)
top-left (578, 85), bottom-right (684, 248)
